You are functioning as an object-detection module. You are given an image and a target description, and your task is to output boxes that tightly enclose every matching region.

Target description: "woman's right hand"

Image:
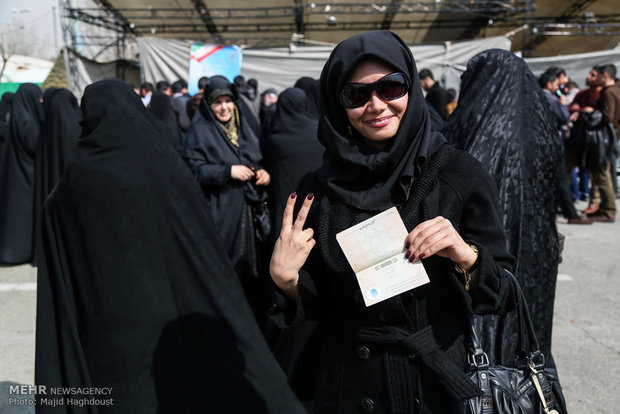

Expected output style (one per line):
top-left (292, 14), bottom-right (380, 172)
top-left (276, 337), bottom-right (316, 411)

top-left (231, 165), bottom-right (255, 181)
top-left (269, 193), bottom-right (316, 302)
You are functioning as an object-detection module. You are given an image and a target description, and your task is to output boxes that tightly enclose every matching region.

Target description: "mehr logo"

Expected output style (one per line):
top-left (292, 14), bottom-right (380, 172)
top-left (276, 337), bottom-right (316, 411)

top-left (9, 385), bottom-right (47, 394)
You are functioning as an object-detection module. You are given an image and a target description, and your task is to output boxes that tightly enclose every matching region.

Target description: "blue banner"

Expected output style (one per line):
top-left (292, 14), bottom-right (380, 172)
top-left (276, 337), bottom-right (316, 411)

top-left (188, 43), bottom-right (242, 96)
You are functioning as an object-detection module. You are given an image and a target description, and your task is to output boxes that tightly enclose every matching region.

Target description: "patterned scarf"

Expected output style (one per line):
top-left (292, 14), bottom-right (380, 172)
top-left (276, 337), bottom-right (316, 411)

top-left (218, 105), bottom-right (240, 147)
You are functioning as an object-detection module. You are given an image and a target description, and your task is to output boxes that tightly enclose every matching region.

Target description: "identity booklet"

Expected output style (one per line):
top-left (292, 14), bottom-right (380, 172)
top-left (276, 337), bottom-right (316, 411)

top-left (336, 207), bottom-right (430, 307)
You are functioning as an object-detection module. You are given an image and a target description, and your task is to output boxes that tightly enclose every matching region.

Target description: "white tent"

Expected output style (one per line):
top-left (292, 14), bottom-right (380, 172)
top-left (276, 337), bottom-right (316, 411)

top-left (1, 55), bottom-right (53, 84)
top-left (135, 35), bottom-right (512, 94)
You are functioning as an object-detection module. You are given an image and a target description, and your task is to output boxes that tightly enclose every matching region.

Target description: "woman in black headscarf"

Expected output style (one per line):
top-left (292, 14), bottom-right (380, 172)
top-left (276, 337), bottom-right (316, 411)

top-left (442, 49), bottom-right (563, 367)
top-left (148, 90), bottom-right (183, 150)
top-left (261, 87), bottom-right (324, 244)
top-left (182, 76), bottom-right (271, 322)
top-left (269, 31), bottom-right (517, 412)
top-left (35, 79), bottom-right (305, 414)
top-left (294, 77), bottom-right (321, 120)
top-left (32, 88), bottom-right (81, 266)
top-left (0, 83), bottom-right (43, 264)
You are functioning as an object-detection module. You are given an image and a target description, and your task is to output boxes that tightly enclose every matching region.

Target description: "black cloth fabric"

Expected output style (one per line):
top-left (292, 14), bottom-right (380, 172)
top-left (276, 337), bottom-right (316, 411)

top-left (236, 88), bottom-right (263, 138)
top-left (148, 91), bottom-right (183, 150)
top-left (261, 87), bottom-right (324, 244)
top-left (32, 88), bottom-right (81, 266)
top-left (294, 77), bottom-right (321, 120)
top-left (270, 31), bottom-right (517, 413)
top-left (426, 100), bottom-right (445, 132)
top-left (169, 93), bottom-right (190, 133)
top-left (0, 92), bottom-right (15, 150)
top-left (425, 82), bottom-right (449, 120)
top-left (34, 79), bottom-right (305, 414)
top-left (0, 92), bottom-right (15, 173)
top-left (259, 89), bottom-right (278, 128)
top-left (182, 76), bottom-right (266, 282)
top-left (315, 30), bottom-right (446, 211)
top-left (238, 89), bottom-right (261, 120)
top-left (0, 92), bottom-right (14, 123)
top-left (442, 49), bottom-right (562, 365)
top-left (0, 83), bottom-right (43, 264)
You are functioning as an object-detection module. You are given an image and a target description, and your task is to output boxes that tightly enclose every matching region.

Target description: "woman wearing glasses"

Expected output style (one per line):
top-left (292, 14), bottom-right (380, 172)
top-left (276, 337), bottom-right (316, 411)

top-left (269, 31), bottom-right (517, 412)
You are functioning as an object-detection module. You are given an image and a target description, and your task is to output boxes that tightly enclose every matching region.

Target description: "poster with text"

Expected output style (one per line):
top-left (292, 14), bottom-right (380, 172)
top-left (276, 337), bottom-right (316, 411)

top-left (188, 43), bottom-right (242, 96)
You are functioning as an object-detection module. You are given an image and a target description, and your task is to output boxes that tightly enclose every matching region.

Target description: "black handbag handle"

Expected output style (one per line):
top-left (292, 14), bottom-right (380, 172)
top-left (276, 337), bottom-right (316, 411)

top-left (468, 269), bottom-right (543, 368)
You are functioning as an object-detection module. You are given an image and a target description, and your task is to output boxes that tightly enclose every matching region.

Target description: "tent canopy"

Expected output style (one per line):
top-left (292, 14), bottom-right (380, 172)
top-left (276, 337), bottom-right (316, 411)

top-left (66, 0), bottom-right (620, 58)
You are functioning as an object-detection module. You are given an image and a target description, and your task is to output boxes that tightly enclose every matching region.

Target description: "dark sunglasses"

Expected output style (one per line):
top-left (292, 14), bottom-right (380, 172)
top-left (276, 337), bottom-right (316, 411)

top-left (339, 72), bottom-right (410, 109)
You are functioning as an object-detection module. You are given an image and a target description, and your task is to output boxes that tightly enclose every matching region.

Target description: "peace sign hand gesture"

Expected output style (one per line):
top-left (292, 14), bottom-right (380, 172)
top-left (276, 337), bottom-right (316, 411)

top-left (269, 193), bottom-right (316, 302)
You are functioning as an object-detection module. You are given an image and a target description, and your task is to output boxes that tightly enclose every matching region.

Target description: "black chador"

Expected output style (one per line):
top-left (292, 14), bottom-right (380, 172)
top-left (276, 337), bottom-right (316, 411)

top-left (148, 91), bottom-right (183, 151)
top-left (35, 79), bottom-right (305, 414)
top-left (32, 88), bottom-right (81, 266)
top-left (0, 83), bottom-right (43, 264)
top-left (442, 49), bottom-right (562, 367)
top-left (182, 76), bottom-right (266, 281)
top-left (260, 87), bottom-right (324, 244)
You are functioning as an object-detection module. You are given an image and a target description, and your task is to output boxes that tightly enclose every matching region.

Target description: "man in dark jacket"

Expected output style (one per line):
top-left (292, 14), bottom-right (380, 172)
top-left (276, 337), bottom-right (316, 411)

top-left (419, 68), bottom-right (449, 122)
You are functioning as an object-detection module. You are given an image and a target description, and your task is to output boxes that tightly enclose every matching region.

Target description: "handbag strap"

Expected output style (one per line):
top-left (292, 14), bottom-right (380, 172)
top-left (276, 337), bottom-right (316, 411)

top-left (468, 269), bottom-right (544, 367)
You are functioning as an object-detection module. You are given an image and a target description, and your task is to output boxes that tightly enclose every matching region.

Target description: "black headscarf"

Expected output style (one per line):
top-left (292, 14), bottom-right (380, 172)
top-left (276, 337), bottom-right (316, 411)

top-left (442, 49), bottom-right (562, 363)
top-left (261, 87), bottom-right (324, 241)
top-left (32, 88), bottom-right (81, 265)
top-left (148, 91), bottom-right (183, 150)
top-left (231, 81), bottom-right (262, 138)
top-left (35, 79), bottom-right (304, 413)
top-left (42, 87), bottom-right (58, 104)
top-left (0, 83), bottom-right (43, 264)
top-left (316, 30), bottom-right (445, 211)
top-left (294, 76), bottom-right (321, 120)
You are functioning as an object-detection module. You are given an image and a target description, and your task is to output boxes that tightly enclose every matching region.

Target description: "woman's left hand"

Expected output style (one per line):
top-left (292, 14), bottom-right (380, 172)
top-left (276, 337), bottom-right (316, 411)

top-left (255, 169), bottom-right (271, 186)
top-left (404, 216), bottom-right (477, 271)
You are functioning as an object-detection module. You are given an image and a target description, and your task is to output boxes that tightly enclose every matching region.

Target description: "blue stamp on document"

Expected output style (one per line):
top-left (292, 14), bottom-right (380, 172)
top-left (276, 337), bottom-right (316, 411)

top-left (368, 288), bottom-right (381, 299)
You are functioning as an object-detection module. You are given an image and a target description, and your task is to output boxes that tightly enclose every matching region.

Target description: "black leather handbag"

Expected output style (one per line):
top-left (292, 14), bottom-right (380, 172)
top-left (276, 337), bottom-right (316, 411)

top-left (461, 271), bottom-right (568, 414)
top-left (252, 200), bottom-right (272, 243)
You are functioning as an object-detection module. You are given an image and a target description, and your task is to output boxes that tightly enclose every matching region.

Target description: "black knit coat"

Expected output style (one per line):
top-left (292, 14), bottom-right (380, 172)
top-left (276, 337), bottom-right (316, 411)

top-left (271, 144), bottom-right (517, 413)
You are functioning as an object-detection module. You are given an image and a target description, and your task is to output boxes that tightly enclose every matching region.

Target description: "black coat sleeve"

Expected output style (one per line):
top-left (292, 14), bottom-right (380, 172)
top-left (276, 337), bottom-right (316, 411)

top-left (182, 125), bottom-right (232, 187)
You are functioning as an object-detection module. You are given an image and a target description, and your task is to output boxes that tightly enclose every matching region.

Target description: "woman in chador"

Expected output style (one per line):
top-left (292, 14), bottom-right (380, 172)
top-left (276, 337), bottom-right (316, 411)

top-left (35, 79), bottom-right (305, 414)
top-left (0, 83), bottom-right (43, 264)
top-left (182, 76), bottom-right (272, 324)
top-left (442, 49), bottom-right (563, 367)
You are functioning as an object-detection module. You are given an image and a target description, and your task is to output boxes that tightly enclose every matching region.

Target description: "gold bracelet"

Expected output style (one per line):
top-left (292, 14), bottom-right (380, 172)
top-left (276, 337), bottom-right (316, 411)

top-left (454, 244), bottom-right (479, 290)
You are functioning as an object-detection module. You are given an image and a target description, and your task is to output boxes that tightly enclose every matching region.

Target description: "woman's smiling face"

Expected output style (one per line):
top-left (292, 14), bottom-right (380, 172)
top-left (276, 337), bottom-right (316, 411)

top-left (210, 95), bottom-right (234, 123)
top-left (344, 58), bottom-right (409, 150)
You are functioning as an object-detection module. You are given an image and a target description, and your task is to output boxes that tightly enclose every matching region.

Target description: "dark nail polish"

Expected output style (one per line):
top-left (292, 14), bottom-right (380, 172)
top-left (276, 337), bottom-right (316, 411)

top-left (307, 193), bottom-right (314, 200)
top-left (405, 241), bottom-right (410, 248)
top-left (420, 253), bottom-right (426, 259)
top-left (290, 192), bottom-right (297, 199)
top-left (405, 251), bottom-right (411, 258)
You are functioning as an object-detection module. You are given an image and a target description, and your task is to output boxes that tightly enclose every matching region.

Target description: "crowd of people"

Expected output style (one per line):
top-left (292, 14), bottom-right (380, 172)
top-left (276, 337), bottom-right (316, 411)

top-left (0, 29), bottom-right (615, 412)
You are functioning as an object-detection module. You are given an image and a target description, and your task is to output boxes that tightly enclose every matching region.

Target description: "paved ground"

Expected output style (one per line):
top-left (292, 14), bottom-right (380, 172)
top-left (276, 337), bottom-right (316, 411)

top-left (0, 199), bottom-right (618, 413)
